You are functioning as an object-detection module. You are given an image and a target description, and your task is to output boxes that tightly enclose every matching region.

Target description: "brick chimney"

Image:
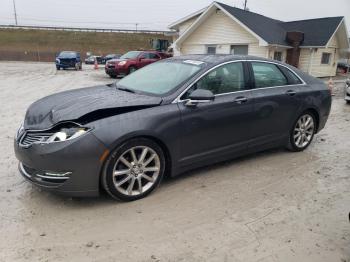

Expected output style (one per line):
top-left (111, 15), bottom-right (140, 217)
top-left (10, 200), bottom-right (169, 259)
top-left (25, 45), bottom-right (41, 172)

top-left (286, 31), bottom-right (304, 67)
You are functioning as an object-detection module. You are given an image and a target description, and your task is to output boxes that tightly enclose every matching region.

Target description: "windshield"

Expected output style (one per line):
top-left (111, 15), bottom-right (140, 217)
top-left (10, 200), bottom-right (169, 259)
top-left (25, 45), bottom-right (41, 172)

top-left (117, 61), bottom-right (203, 95)
top-left (58, 51), bottom-right (77, 58)
top-left (120, 51), bottom-right (142, 59)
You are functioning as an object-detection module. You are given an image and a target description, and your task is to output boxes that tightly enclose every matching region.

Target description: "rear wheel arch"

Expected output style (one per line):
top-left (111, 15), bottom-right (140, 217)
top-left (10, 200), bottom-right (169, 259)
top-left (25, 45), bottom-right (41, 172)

top-left (303, 108), bottom-right (320, 133)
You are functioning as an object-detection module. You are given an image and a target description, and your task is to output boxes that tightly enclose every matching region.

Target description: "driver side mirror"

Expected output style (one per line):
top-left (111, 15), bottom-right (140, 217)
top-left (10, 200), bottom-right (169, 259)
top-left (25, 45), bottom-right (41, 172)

top-left (185, 89), bottom-right (214, 107)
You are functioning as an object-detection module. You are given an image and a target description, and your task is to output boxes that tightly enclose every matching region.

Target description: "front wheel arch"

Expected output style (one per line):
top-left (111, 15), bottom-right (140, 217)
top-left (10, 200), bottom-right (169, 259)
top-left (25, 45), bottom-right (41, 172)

top-left (99, 135), bottom-right (172, 192)
top-left (101, 137), bottom-right (168, 201)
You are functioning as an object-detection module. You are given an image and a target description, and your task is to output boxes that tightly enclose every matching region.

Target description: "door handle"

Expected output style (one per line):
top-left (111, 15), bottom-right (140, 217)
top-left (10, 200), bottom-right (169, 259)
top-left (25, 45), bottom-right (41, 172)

top-left (234, 96), bottom-right (248, 104)
top-left (286, 90), bottom-right (297, 96)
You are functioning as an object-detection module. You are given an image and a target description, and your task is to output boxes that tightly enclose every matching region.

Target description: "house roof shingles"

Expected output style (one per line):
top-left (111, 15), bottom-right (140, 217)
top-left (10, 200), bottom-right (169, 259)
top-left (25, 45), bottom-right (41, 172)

top-left (215, 2), bottom-right (343, 47)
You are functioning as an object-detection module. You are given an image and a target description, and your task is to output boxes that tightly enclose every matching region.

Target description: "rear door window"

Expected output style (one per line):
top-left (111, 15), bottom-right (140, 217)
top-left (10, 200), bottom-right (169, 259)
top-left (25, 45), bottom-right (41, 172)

top-left (251, 62), bottom-right (288, 88)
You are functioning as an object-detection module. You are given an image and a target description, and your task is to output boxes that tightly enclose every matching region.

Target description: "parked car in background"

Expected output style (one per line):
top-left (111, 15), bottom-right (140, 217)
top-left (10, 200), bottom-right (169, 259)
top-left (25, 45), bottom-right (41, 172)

top-left (345, 79), bottom-right (350, 104)
top-left (85, 55), bottom-right (104, 65)
top-left (15, 55), bottom-right (331, 201)
top-left (55, 51), bottom-right (82, 70)
top-left (105, 50), bottom-right (170, 78)
top-left (103, 54), bottom-right (121, 64)
top-left (337, 62), bottom-right (350, 74)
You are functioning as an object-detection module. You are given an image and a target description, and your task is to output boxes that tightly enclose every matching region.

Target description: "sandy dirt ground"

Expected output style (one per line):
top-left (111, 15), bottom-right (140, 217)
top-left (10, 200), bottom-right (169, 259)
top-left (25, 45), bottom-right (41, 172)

top-left (0, 61), bottom-right (349, 262)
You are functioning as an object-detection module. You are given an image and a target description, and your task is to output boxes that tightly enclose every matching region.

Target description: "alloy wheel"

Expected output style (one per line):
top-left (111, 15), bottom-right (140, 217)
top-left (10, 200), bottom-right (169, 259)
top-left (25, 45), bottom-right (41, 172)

top-left (293, 114), bottom-right (315, 148)
top-left (112, 146), bottom-right (160, 196)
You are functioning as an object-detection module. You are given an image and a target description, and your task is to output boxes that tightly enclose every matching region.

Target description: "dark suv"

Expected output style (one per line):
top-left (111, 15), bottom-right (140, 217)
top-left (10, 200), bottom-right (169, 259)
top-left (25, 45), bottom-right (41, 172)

top-left (105, 50), bottom-right (169, 78)
top-left (56, 51), bottom-right (82, 70)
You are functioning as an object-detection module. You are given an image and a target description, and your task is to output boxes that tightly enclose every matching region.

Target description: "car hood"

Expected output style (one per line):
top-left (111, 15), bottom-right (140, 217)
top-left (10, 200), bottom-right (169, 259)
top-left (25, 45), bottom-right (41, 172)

top-left (24, 85), bottom-right (162, 130)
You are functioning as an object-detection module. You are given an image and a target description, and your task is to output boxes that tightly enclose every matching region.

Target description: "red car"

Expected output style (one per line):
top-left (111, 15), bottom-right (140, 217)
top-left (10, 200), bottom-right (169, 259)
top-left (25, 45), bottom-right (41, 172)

top-left (105, 50), bottom-right (170, 78)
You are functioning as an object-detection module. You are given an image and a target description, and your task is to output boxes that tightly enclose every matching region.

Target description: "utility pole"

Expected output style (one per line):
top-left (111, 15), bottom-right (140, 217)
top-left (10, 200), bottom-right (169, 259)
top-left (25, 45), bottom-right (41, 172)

top-left (243, 0), bottom-right (248, 10)
top-left (13, 0), bottom-right (18, 25)
top-left (135, 23), bottom-right (138, 32)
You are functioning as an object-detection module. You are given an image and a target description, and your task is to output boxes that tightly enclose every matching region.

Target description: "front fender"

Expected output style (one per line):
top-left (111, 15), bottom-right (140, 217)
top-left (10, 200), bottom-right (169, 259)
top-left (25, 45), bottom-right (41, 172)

top-left (90, 104), bottom-right (182, 175)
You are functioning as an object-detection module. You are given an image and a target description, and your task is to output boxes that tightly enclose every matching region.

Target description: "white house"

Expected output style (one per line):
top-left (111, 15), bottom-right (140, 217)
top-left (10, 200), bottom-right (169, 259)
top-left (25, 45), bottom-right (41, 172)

top-left (169, 1), bottom-right (350, 77)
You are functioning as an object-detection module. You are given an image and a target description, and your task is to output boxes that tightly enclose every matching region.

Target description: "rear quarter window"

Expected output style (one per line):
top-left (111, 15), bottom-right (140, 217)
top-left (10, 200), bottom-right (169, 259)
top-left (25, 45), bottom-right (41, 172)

top-left (278, 66), bottom-right (303, 85)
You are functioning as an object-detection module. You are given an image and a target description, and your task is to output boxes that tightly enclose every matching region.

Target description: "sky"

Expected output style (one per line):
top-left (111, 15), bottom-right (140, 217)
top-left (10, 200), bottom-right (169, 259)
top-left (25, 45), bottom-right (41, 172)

top-left (0, 0), bottom-right (349, 32)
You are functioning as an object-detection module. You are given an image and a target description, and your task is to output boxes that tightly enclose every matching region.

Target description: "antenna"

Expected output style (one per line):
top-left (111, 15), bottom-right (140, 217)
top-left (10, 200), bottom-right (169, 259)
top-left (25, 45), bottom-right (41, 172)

top-left (13, 0), bottom-right (18, 25)
top-left (243, 0), bottom-right (248, 10)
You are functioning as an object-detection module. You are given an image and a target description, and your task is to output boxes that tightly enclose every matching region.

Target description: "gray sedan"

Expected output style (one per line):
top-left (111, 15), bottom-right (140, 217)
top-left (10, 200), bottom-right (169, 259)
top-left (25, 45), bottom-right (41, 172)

top-left (14, 55), bottom-right (332, 201)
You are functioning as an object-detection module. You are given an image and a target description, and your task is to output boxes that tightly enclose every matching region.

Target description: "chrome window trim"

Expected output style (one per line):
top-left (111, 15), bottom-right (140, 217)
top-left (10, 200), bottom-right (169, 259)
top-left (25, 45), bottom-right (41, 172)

top-left (172, 59), bottom-right (306, 103)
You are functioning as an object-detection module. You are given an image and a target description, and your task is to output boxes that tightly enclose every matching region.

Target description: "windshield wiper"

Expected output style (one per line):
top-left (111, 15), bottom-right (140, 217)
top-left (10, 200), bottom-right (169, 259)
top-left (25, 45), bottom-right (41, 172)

top-left (116, 86), bottom-right (136, 93)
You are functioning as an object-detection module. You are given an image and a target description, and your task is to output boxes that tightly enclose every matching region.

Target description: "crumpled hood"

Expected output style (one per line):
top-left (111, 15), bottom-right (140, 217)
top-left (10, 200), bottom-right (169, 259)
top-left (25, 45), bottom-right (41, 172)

top-left (24, 85), bottom-right (162, 130)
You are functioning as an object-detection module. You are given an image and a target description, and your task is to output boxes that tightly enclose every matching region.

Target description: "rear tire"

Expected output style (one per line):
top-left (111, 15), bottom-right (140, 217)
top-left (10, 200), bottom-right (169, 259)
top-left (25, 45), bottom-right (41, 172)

top-left (102, 138), bottom-right (165, 201)
top-left (287, 111), bottom-right (316, 152)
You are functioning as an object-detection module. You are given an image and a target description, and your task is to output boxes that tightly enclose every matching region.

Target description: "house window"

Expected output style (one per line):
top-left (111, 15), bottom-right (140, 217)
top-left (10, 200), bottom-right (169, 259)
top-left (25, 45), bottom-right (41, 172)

top-left (230, 45), bottom-right (248, 55)
top-left (206, 46), bottom-right (217, 54)
top-left (274, 51), bottom-right (283, 61)
top-left (321, 53), bottom-right (331, 64)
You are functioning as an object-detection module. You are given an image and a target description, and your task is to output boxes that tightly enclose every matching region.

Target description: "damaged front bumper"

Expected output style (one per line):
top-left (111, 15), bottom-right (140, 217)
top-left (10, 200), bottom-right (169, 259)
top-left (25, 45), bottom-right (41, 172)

top-left (14, 131), bottom-right (108, 197)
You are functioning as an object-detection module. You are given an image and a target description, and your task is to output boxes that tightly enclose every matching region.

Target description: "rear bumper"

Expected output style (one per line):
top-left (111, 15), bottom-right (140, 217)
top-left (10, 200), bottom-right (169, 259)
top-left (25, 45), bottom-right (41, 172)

top-left (14, 132), bottom-right (108, 197)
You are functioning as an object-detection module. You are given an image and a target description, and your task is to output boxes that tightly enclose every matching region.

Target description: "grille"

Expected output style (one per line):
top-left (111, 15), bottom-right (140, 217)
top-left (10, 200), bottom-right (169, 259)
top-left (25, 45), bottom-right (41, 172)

top-left (20, 132), bottom-right (53, 146)
top-left (60, 58), bottom-right (75, 66)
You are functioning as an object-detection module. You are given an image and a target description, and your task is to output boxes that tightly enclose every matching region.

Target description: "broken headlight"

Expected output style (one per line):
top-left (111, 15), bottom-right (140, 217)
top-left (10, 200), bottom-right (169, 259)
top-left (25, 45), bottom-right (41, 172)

top-left (46, 126), bottom-right (90, 143)
top-left (15, 122), bottom-right (24, 140)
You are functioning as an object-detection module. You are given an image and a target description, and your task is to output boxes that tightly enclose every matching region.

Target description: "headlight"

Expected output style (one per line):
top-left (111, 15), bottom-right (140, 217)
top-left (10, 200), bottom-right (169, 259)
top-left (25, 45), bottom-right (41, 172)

top-left (15, 123), bottom-right (24, 140)
top-left (118, 61), bottom-right (127, 66)
top-left (46, 127), bottom-right (89, 143)
top-left (56, 58), bottom-right (60, 64)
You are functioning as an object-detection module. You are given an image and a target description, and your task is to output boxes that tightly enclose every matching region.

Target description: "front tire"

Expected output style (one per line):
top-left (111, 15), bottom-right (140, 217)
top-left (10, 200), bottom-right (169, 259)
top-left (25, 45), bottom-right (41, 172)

top-left (287, 112), bottom-right (316, 152)
top-left (128, 66), bottom-right (137, 75)
top-left (102, 138), bottom-right (165, 201)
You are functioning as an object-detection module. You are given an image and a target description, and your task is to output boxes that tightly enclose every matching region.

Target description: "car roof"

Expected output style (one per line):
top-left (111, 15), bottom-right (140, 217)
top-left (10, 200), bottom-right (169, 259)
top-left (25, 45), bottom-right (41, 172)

top-left (166, 54), bottom-right (289, 67)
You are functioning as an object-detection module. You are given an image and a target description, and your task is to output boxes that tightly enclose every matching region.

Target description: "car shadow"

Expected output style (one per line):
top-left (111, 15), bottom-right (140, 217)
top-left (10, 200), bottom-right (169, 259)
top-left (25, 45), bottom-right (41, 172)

top-left (162, 147), bottom-right (286, 186)
top-left (43, 147), bottom-right (288, 208)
